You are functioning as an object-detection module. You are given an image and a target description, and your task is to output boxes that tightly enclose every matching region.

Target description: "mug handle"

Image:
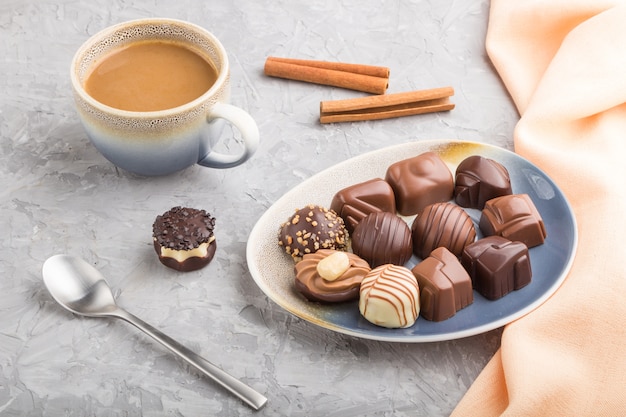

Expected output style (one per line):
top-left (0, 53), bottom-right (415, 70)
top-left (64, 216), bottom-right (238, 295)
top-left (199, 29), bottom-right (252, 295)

top-left (198, 102), bottom-right (259, 168)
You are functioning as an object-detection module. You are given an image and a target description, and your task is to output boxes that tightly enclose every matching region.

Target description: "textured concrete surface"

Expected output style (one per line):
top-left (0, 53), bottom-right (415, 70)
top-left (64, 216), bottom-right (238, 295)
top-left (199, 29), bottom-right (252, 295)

top-left (0, 1), bottom-right (518, 416)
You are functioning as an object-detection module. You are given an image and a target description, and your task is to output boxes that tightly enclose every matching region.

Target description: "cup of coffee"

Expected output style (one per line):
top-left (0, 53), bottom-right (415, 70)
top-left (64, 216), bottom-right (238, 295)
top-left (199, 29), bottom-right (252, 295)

top-left (70, 18), bottom-right (259, 176)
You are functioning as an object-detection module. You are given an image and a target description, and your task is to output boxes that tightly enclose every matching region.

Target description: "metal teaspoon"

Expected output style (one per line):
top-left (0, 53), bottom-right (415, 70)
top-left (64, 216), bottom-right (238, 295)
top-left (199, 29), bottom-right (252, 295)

top-left (42, 254), bottom-right (267, 411)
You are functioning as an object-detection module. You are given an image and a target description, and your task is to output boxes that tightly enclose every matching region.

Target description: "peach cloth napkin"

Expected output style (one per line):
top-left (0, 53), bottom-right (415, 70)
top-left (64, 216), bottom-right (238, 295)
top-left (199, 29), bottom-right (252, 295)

top-left (451, 1), bottom-right (626, 416)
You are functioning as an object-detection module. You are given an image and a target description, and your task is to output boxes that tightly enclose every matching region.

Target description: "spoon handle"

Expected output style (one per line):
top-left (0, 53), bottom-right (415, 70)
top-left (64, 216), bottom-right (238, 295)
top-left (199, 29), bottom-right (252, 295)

top-left (113, 308), bottom-right (267, 410)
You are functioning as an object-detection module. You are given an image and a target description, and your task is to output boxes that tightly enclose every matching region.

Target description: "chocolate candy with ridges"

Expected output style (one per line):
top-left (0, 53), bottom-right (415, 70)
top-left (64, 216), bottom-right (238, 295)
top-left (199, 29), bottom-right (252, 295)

top-left (411, 202), bottom-right (476, 259)
top-left (359, 264), bottom-right (420, 328)
top-left (351, 212), bottom-right (413, 268)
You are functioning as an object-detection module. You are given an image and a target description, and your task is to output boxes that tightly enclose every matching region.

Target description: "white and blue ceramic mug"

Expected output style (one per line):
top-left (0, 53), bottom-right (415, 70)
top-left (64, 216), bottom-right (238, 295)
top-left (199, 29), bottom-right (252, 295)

top-left (70, 18), bottom-right (259, 176)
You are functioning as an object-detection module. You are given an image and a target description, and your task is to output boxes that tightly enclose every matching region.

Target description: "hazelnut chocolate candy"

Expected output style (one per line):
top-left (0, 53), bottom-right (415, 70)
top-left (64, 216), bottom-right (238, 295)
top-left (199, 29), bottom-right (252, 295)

top-left (294, 249), bottom-right (371, 303)
top-left (278, 204), bottom-right (348, 261)
top-left (385, 151), bottom-right (454, 216)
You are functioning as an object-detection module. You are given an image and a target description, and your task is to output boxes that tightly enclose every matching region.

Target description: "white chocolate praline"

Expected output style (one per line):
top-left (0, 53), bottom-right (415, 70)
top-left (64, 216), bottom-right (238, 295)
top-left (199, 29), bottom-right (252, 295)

top-left (157, 236), bottom-right (215, 262)
top-left (359, 264), bottom-right (420, 328)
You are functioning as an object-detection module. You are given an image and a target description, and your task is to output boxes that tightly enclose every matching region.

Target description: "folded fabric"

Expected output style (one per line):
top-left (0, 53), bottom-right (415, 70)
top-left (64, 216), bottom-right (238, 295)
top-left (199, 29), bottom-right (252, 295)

top-left (451, 1), bottom-right (626, 416)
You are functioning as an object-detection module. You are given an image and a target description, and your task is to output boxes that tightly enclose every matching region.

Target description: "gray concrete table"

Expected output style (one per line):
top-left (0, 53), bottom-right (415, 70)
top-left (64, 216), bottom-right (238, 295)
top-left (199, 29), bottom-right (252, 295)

top-left (0, 1), bottom-right (517, 416)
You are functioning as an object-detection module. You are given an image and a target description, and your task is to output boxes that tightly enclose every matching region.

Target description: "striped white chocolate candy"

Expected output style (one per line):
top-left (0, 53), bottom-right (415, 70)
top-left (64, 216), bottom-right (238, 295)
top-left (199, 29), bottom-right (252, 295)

top-left (359, 264), bottom-right (420, 328)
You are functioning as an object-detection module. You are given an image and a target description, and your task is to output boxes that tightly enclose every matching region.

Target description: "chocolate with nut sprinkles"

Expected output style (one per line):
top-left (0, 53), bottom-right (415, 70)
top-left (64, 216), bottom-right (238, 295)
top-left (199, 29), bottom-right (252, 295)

top-left (152, 206), bottom-right (217, 272)
top-left (278, 204), bottom-right (348, 261)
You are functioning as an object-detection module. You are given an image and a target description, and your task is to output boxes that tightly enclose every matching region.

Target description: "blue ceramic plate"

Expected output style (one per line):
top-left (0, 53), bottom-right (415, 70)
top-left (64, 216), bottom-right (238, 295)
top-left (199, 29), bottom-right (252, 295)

top-left (246, 140), bottom-right (577, 342)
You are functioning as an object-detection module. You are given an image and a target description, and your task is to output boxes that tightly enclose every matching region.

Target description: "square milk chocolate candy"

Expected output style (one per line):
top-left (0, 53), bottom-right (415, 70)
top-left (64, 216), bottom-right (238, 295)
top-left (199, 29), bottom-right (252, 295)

top-left (330, 178), bottom-right (396, 234)
top-left (461, 236), bottom-right (532, 300)
top-left (411, 247), bottom-right (473, 321)
top-left (479, 193), bottom-right (547, 248)
top-left (385, 152), bottom-right (454, 216)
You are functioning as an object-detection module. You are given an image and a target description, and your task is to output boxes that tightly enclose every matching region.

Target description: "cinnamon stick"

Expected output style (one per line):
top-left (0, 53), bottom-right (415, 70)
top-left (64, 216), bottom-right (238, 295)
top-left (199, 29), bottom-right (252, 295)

top-left (319, 87), bottom-right (455, 123)
top-left (264, 56), bottom-right (389, 94)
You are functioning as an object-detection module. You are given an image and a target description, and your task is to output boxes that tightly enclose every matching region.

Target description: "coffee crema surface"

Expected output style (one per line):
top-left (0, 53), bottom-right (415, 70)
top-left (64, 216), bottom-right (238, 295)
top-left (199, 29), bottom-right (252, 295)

top-left (84, 40), bottom-right (218, 112)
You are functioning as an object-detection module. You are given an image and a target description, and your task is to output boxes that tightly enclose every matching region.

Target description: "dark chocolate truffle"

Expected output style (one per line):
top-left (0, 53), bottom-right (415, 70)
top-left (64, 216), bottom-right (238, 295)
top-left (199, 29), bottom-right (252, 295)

top-left (411, 247), bottom-right (473, 321)
top-left (294, 249), bottom-right (371, 303)
top-left (385, 151), bottom-right (454, 216)
top-left (351, 211), bottom-right (413, 268)
top-left (330, 178), bottom-right (396, 233)
top-left (454, 155), bottom-right (513, 209)
top-left (278, 204), bottom-right (348, 261)
top-left (461, 236), bottom-right (532, 300)
top-left (411, 202), bottom-right (476, 259)
top-left (152, 206), bottom-right (217, 272)
top-left (479, 194), bottom-right (547, 248)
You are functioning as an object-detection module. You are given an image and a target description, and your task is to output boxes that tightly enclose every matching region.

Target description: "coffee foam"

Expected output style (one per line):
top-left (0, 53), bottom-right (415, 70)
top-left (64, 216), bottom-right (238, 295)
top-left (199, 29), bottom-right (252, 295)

top-left (77, 22), bottom-right (220, 82)
top-left (72, 19), bottom-right (228, 132)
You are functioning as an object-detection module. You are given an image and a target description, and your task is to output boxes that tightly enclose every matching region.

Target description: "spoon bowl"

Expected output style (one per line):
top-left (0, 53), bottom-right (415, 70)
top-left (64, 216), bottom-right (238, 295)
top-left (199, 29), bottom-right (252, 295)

top-left (42, 254), bottom-right (267, 410)
top-left (43, 255), bottom-right (118, 317)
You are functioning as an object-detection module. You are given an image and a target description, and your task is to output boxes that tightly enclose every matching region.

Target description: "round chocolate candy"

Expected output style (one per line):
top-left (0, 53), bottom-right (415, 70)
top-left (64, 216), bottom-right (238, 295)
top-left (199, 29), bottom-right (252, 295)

top-left (278, 204), bottom-right (348, 261)
top-left (152, 206), bottom-right (217, 272)
top-left (359, 264), bottom-right (420, 328)
top-left (294, 249), bottom-right (371, 303)
top-left (351, 211), bottom-right (413, 268)
top-left (411, 202), bottom-right (476, 259)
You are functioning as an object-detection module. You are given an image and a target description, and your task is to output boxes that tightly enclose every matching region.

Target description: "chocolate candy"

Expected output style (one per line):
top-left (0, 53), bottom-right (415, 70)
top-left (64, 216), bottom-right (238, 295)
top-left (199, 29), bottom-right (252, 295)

top-left (351, 211), bottom-right (413, 268)
top-left (411, 247), bottom-right (473, 321)
top-left (330, 178), bottom-right (396, 233)
top-left (454, 155), bottom-right (512, 209)
top-left (294, 249), bottom-right (371, 303)
top-left (479, 194), bottom-right (547, 248)
top-left (385, 151), bottom-right (454, 216)
top-left (278, 204), bottom-right (348, 261)
top-left (359, 264), bottom-right (420, 328)
top-left (152, 206), bottom-right (217, 272)
top-left (461, 236), bottom-right (532, 300)
top-left (411, 202), bottom-right (476, 259)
